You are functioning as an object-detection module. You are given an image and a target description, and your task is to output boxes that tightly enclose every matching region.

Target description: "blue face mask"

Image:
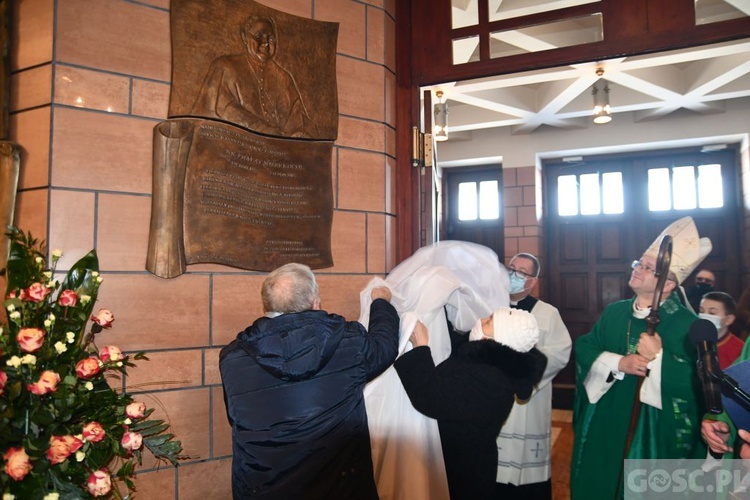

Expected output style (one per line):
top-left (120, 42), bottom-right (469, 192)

top-left (509, 272), bottom-right (527, 295)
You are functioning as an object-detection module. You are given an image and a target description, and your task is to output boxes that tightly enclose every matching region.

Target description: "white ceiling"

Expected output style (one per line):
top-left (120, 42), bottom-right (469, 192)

top-left (428, 38), bottom-right (750, 138)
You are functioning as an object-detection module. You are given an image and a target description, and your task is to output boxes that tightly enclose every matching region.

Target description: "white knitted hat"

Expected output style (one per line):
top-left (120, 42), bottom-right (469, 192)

top-left (492, 307), bottom-right (539, 353)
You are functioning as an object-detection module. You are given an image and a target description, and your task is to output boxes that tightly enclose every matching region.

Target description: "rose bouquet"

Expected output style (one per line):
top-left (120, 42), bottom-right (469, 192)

top-left (0, 228), bottom-right (185, 499)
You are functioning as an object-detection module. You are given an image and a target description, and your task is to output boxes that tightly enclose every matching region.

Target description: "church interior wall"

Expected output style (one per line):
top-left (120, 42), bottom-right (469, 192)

top-left (8, 0), bottom-right (397, 495)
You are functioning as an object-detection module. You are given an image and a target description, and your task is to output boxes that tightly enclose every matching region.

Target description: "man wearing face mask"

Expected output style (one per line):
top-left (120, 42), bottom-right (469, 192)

top-left (686, 268), bottom-right (717, 312)
top-left (494, 253), bottom-right (572, 499)
top-left (699, 291), bottom-right (742, 369)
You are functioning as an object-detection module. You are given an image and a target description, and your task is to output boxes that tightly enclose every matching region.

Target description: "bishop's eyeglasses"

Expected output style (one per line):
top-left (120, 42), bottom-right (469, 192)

top-left (631, 260), bottom-right (657, 274)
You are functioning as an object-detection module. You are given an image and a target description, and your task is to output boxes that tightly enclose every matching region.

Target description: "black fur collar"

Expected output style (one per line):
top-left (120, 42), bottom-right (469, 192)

top-left (456, 340), bottom-right (547, 400)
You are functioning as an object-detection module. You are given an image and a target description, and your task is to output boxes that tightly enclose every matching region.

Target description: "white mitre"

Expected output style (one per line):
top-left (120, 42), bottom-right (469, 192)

top-left (643, 216), bottom-right (712, 285)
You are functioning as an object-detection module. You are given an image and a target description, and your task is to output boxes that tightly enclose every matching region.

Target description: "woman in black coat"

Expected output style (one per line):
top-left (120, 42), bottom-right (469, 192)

top-left (395, 307), bottom-right (547, 500)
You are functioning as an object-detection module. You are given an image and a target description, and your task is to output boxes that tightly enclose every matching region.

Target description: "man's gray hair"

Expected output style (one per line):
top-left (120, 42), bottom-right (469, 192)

top-left (262, 263), bottom-right (319, 314)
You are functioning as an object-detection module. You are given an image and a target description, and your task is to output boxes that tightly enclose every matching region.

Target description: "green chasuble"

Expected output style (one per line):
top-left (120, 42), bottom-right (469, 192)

top-left (570, 293), bottom-right (707, 500)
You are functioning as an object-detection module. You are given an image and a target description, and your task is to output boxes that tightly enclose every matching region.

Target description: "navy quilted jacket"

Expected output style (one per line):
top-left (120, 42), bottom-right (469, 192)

top-left (219, 298), bottom-right (399, 499)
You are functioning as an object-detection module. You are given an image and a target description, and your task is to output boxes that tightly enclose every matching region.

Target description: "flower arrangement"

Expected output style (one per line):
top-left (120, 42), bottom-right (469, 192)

top-left (0, 228), bottom-right (185, 499)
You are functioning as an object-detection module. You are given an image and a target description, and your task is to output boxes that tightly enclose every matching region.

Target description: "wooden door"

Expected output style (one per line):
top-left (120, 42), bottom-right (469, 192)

top-left (545, 147), bottom-right (741, 408)
top-left (442, 166), bottom-right (504, 259)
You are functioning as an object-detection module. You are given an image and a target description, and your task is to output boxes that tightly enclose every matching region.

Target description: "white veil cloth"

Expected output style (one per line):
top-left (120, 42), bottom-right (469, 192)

top-left (359, 241), bottom-right (510, 500)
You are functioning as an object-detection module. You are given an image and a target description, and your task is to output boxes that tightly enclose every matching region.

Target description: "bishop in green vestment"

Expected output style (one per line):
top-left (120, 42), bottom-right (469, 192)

top-left (570, 217), bottom-right (711, 500)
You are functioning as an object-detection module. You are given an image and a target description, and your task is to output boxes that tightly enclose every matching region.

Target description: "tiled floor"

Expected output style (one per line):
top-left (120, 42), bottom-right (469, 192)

top-left (551, 409), bottom-right (573, 500)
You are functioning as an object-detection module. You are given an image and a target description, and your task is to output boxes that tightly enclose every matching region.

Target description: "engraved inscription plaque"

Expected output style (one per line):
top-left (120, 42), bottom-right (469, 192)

top-left (148, 119), bottom-right (333, 276)
top-left (183, 120), bottom-right (332, 270)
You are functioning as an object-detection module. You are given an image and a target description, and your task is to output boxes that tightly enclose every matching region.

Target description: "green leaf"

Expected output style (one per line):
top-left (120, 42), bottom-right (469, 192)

top-left (116, 460), bottom-right (136, 477)
top-left (130, 420), bottom-right (170, 437)
top-left (4, 228), bottom-right (45, 294)
top-left (123, 476), bottom-right (136, 491)
top-left (142, 434), bottom-right (186, 466)
top-left (50, 467), bottom-right (88, 500)
top-left (31, 406), bottom-right (55, 426)
top-left (143, 433), bottom-right (171, 447)
top-left (59, 250), bottom-right (100, 337)
top-left (6, 380), bottom-right (23, 400)
top-left (60, 250), bottom-right (99, 294)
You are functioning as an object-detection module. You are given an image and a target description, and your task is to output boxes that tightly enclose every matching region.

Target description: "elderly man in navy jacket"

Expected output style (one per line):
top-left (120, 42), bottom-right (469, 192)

top-left (220, 263), bottom-right (399, 499)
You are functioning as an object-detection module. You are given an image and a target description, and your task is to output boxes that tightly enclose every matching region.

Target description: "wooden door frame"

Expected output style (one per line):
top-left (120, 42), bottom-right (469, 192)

top-left (395, 0), bottom-right (750, 264)
top-left (440, 165), bottom-right (505, 257)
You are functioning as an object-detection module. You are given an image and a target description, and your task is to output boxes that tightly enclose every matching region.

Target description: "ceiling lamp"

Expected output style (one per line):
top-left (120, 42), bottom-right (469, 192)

top-left (592, 68), bottom-right (612, 125)
top-left (434, 91), bottom-right (449, 141)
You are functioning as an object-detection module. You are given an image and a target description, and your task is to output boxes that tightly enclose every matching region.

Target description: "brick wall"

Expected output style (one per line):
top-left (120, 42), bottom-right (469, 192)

top-left (10, 0), bottom-right (396, 497)
top-left (503, 165), bottom-right (545, 296)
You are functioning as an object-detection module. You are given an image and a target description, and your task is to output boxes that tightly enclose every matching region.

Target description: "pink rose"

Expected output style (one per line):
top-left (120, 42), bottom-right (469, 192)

top-left (99, 345), bottom-right (123, 363)
top-left (0, 370), bottom-right (7, 396)
top-left (26, 282), bottom-right (50, 302)
top-left (87, 469), bottom-right (112, 497)
top-left (82, 421), bottom-right (106, 443)
top-left (16, 327), bottom-right (45, 353)
top-left (121, 431), bottom-right (143, 452)
top-left (47, 435), bottom-right (84, 465)
top-left (125, 401), bottom-right (147, 420)
top-left (28, 370), bottom-right (61, 396)
top-left (91, 309), bottom-right (115, 328)
top-left (75, 357), bottom-right (101, 379)
top-left (4, 447), bottom-right (32, 481)
top-left (58, 289), bottom-right (78, 307)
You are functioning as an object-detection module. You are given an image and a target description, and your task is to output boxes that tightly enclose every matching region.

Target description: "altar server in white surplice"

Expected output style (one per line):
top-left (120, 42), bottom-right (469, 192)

top-left (495, 253), bottom-right (572, 499)
top-left (358, 241), bottom-right (510, 500)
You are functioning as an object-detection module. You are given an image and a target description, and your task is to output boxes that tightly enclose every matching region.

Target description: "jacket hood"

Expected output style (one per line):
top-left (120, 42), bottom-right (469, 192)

top-left (457, 340), bottom-right (547, 400)
top-left (237, 310), bottom-right (346, 381)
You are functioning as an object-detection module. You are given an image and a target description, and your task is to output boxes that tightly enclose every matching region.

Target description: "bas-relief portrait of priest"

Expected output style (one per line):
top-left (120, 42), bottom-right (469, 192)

top-left (191, 15), bottom-right (318, 139)
top-left (169, 1), bottom-right (338, 141)
top-left (148, 0), bottom-right (338, 278)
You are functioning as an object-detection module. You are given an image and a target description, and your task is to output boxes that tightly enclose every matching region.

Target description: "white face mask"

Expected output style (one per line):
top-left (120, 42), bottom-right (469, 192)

top-left (469, 318), bottom-right (487, 341)
top-left (699, 313), bottom-right (725, 335)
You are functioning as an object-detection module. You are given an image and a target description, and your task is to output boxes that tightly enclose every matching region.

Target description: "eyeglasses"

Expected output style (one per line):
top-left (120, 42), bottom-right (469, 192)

top-left (509, 268), bottom-right (537, 280)
top-left (696, 277), bottom-right (715, 285)
top-left (631, 260), bottom-right (657, 274)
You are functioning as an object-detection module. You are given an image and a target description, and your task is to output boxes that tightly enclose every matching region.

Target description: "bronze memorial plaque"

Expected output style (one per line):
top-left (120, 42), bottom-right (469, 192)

top-left (147, 0), bottom-right (338, 278)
